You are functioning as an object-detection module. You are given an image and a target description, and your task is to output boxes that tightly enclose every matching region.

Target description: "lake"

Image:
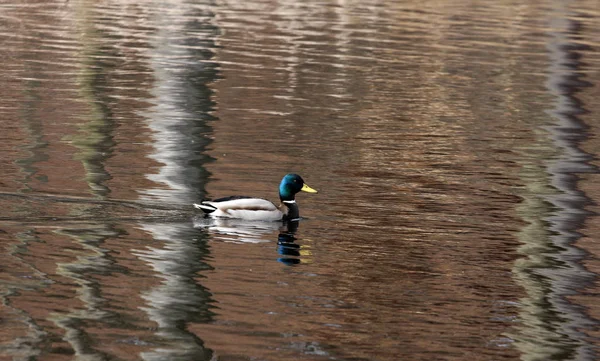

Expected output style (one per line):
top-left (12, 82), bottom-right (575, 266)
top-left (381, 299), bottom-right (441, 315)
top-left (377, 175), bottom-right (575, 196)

top-left (1, 0), bottom-right (600, 360)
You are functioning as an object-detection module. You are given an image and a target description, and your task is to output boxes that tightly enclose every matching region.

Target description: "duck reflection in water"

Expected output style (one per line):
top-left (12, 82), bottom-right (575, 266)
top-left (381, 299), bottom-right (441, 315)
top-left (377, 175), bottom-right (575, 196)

top-left (193, 218), bottom-right (307, 265)
top-left (277, 220), bottom-right (302, 265)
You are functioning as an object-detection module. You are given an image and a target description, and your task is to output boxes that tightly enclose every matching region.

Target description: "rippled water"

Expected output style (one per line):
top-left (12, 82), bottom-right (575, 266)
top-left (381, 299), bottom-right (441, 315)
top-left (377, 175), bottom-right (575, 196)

top-left (1, 0), bottom-right (600, 360)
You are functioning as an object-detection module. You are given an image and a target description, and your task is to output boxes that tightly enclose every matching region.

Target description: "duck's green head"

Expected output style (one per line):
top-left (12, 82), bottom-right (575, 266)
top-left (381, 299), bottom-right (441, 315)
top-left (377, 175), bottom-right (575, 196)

top-left (279, 173), bottom-right (318, 202)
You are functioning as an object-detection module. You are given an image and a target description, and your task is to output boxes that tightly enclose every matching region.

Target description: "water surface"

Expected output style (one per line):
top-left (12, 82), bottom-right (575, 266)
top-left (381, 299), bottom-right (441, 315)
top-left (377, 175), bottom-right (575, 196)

top-left (1, 1), bottom-right (600, 360)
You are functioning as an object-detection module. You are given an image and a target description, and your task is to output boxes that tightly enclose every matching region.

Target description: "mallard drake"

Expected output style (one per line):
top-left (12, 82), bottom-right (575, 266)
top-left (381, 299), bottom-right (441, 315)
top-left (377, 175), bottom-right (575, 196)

top-left (194, 174), bottom-right (318, 221)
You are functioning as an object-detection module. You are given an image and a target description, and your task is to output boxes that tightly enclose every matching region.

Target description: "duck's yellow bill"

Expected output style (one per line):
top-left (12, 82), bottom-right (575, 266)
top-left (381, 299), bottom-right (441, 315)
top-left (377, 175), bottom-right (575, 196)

top-left (301, 183), bottom-right (318, 193)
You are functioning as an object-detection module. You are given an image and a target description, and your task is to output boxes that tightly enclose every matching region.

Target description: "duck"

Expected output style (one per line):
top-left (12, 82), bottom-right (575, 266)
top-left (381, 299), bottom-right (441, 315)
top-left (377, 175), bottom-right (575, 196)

top-left (193, 173), bottom-right (318, 221)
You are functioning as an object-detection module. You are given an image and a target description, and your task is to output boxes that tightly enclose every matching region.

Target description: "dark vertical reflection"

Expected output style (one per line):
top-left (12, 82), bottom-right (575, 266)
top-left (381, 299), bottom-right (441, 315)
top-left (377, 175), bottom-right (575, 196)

top-left (10, 74), bottom-right (52, 353)
top-left (136, 2), bottom-right (219, 360)
top-left (41, 4), bottom-right (133, 358)
top-left (15, 78), bottom-right (49, 193)
top-left (512, 3), bottom-right (597, 360)
top-left (50, 225), bottom-right (125, 360)
top-left (71, 5), bottom-right (118, 200)
top-left (0, 229), bottom-right (49, 359)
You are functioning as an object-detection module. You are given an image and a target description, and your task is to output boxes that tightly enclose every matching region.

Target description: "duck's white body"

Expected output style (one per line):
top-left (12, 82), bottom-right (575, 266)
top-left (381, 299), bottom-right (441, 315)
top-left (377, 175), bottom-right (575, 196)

top-left (194, 197), bottom-right (287, 221)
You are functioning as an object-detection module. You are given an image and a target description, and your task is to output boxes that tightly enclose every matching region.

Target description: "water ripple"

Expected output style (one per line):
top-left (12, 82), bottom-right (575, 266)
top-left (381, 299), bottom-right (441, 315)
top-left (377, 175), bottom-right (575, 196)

top-left (0, 0), bottom-right (599, 360)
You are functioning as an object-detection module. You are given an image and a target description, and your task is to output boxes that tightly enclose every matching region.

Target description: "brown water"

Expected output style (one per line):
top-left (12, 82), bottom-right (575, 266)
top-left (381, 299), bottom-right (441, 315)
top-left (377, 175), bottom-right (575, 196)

top-left (1, 0), bottom-right (600, 360)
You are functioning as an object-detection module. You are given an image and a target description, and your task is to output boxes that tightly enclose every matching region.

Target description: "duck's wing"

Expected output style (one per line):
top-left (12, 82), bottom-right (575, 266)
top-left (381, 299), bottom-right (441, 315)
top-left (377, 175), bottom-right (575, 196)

top-left (194, 196), bottom-right (254, 213)
top-left (213, 195), bottom-right (255, 202)
top-left (204, 197), bottom-right (278, 212)
top-left (194, 197), bottom-right (283, 221)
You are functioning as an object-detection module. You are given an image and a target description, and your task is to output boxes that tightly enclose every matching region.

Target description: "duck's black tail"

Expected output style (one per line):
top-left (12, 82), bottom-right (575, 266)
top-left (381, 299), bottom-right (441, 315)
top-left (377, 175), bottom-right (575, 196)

top-left (193, 202), bottom-right (216, 214)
